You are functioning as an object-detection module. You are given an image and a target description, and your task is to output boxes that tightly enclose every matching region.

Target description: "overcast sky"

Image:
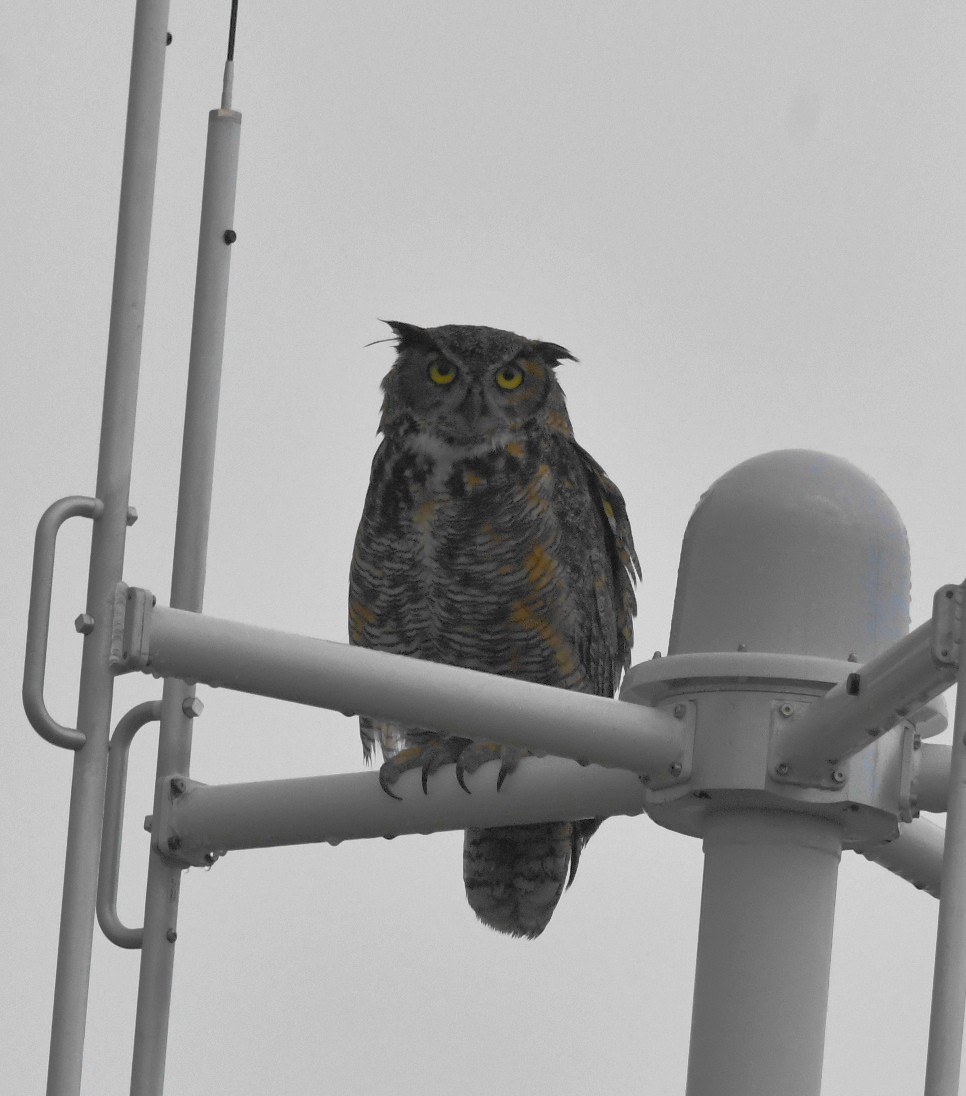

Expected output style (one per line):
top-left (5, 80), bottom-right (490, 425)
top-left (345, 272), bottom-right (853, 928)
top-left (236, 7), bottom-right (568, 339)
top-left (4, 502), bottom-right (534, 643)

top-left (6, 3), bottom-right (966, 1093)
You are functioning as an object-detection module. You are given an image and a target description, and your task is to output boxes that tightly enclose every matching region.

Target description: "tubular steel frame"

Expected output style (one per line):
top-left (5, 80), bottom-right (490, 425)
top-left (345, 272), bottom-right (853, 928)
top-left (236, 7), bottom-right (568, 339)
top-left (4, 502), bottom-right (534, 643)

top-left (22, 6), bottom-right (966, 1096)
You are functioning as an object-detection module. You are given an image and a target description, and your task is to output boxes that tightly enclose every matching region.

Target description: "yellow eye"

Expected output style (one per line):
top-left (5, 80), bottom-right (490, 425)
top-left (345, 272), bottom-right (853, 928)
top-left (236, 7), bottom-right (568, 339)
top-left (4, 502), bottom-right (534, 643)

top-left (496, 364), bottom-right (525, 390)
top-left (428, 361), bottom-right (457, 385)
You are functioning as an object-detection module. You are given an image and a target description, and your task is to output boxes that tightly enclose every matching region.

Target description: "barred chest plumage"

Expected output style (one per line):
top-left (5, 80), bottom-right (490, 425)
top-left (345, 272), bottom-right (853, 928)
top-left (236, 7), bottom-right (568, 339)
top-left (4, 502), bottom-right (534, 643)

top-left (351, 427), bottom-right (586, 689)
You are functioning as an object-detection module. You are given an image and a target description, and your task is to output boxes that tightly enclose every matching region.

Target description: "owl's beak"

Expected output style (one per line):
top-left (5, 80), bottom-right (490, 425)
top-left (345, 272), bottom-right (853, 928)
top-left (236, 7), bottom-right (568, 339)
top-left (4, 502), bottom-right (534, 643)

top-left (449, 385), bottom-right (487, 437)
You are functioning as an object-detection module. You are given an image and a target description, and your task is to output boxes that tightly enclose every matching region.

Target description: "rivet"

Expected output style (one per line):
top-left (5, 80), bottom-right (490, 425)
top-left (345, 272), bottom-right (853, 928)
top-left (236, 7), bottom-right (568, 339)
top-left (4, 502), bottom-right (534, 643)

top-left (166, 31), bottom-right (173, 46)
top-left (775, 762), bottom-right (789, 777)
top-left (167, 836), bottom-right (182, 851)
top-left (74, 613), bottom-right (95, 635)
top-left (668, 761), bottom-right (683, 776)
top-left (166, 928), bottom-right (177, 943)
top-left (737, 643), bottom-right (747, 652)
top-left (126, 506), bottom-right (138, 526)
top-left (224, 229), bottom-right (237, 244)
top-left (831, 769), bottom-right (846, 784)
top-left (673, 703), bottom-right (687, 719)
top-left (779, 703), bottom-right (793, 718)
top-left (170, 777), bottom-right (186, 796)
top-left (182, 696), bottom-right (204, 719)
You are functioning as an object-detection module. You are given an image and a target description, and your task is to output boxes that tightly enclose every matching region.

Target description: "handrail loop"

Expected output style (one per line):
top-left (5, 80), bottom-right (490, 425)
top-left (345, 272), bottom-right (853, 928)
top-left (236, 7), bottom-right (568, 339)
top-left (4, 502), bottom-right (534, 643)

top-left (97, 700), bottom-right (162, 949)
top-left (23, 496), bottom-right (105, 749)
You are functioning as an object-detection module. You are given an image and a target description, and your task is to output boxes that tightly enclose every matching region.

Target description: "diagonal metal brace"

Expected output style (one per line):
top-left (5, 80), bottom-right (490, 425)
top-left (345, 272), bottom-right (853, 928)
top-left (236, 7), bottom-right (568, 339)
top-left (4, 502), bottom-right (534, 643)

top-left (773, 583), bottom-right (962, 784)
top-left (109, 585), bottom-right (689, 781)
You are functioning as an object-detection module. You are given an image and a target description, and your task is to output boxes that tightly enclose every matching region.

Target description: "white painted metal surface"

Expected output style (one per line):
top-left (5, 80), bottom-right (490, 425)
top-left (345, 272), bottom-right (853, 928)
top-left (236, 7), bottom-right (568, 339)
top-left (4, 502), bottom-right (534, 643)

top-left (113, 596), bottom-right (688, 779)
top-left (925, 620), bottom-right (966, 1095)
top-left (668, 449), bottom-right (910, 661)
top-left (39, 3), bottom-right (170, 1093)
top-left (129, 93), bottom-right (242, 1096)
top-left (685, 811), bottom-right (842, 1096)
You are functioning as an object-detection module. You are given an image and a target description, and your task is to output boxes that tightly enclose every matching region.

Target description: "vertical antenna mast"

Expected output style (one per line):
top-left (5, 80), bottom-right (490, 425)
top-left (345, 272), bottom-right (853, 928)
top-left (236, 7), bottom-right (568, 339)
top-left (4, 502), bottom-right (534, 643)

top-left (129, 5), bottom-right (242, 1092)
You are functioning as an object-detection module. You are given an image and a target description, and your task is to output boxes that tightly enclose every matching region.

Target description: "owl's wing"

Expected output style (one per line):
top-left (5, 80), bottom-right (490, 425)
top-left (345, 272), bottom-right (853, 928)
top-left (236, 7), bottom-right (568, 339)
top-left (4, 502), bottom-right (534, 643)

top-left (554, 437), bottom-right (641, 698)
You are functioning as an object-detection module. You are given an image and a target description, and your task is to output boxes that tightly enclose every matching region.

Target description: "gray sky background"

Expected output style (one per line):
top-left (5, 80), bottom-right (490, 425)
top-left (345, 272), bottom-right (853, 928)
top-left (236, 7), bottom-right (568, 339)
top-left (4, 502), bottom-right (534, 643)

top-left (6, 3), bottom-right (966, 1093)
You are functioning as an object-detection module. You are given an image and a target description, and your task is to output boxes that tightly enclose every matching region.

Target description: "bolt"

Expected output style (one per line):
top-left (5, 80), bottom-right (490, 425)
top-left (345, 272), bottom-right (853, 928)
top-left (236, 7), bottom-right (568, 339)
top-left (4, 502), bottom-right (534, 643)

top-left (167, 836), bottom-right (182, 852)
top-left (74, 613), bottom-right (95, 635)
top-left (847, 652), bottom-right (858, 663)
top-left (831, 769), bottom-right (846, 785)
top-left (775, 762), bottom-right (789, 777)
top-left (204, 851), bottom-right (217, 865)
top-left (166, 928), bottom-right (177, 943)
top-left (170, 777), bottom-right (186, 796)
top-left (668, 761), bottom-right (683, 776)
top-left (779, 703), bottom-right (793, 718)
top-left (673, 703), bottom-right (687, 719)
top-left (224, 229), bottom-right (237, 244)
top-left (182, 696), bottom-right (204, 719)
top-left (652, 650), bottom-right (662, 660)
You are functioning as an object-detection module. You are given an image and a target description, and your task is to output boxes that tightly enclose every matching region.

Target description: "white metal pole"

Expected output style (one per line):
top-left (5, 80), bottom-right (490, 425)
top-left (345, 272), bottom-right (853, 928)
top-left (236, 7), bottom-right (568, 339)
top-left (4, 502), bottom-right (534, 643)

top-left (128, 93), bottom-right (240, 1096)
top-left (114, 601), bottom-right (686, 777)
top-left (924, 633), bottom-right (966, 1095)
top-left (46, 3), bottom-right (169, 1093)
top-left (685, 811), bottom-right (843, 1096)
top-left (160, 760), bottom-right (651, 861)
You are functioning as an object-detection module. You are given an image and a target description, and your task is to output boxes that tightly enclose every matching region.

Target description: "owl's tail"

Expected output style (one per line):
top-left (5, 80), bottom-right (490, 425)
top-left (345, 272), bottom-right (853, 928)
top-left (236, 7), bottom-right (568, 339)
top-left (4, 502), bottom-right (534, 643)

top-left (463, 819), bottom-right (601, 939)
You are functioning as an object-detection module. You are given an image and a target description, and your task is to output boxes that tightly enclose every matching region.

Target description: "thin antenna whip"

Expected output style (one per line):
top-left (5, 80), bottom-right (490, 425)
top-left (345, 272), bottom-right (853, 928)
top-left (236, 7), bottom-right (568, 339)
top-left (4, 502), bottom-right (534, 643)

top-left (222, 0), bottom-right (239, 109)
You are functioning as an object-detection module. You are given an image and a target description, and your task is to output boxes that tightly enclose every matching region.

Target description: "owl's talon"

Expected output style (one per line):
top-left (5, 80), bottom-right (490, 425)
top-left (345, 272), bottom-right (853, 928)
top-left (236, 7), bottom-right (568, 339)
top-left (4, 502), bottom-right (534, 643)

top-left (376, 737), bottom-right (468, 799)
top-left (457, 742), bottom-right (531, 791)
top-left (378, 770), bottom-right (404, 801)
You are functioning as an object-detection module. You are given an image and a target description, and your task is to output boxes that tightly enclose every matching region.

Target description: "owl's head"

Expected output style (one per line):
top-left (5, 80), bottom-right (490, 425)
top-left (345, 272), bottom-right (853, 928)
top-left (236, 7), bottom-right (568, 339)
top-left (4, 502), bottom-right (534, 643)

top-left (377, 321), bottom-right (577, 446)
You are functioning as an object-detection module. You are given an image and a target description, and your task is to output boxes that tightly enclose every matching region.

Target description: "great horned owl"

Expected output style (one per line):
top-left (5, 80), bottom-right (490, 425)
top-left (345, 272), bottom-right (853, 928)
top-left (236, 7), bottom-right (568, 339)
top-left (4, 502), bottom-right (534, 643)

top-left (349, 321), bottom-right (639, 938)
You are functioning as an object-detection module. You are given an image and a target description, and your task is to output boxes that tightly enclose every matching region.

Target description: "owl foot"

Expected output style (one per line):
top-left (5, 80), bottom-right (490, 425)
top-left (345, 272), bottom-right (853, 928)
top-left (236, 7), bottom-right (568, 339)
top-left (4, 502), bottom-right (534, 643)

top-left (455, 743), bottom-right (530, 794)
top-left (378, 737), bottom-right (469, 799)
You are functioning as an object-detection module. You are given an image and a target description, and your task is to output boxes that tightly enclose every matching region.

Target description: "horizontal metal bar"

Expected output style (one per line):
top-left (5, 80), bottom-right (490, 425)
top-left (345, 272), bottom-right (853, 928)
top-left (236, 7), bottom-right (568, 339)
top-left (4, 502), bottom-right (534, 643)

top-left (160, 757), bottom-right (650, 863)
top-left (858, 817), bottom-right (944, 899)
top-left (113, 593), bottom-right (688, 778)
top-left (777, 615), bottom-right (956, 774)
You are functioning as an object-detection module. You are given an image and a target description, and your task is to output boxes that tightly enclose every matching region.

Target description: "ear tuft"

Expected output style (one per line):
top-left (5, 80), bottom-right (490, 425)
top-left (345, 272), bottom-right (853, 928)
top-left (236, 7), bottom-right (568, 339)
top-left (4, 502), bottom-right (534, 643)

top-left (382, 320), bottom-right (436, 351)
top-left (533, 340), bottom-right (578, 365)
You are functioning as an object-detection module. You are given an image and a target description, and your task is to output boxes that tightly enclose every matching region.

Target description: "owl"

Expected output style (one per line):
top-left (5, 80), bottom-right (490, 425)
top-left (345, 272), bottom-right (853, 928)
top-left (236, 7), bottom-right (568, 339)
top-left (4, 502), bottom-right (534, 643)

top-left (348, 321), bottom-right (639, 938)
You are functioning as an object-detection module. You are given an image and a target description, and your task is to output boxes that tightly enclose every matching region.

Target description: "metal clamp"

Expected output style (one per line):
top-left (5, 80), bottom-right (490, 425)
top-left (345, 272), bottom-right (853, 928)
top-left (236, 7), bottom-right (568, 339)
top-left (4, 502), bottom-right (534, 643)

top-left (23, 496), bottom-right (104, 749)
top-left (97, 700), bottom-right (162, 949)
top-left (932, 583), bottom-right (964, 666)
